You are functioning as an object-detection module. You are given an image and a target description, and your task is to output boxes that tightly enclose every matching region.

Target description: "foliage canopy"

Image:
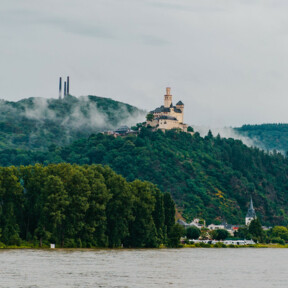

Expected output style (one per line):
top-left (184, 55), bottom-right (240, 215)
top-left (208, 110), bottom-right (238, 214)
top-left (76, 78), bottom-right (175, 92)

top-left (0, 163), bottom-right (177, 248)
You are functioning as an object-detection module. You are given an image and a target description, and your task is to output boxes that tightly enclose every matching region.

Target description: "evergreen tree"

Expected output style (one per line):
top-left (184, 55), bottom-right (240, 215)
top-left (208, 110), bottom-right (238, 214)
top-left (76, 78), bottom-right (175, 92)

top-left (248, 218), bottom-right (264, 242)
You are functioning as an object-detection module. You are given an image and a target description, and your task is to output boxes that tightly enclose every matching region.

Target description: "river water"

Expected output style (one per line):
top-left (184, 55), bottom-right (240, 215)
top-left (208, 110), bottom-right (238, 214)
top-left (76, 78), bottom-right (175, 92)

top-left (1, 248), bottom-right (287, 288)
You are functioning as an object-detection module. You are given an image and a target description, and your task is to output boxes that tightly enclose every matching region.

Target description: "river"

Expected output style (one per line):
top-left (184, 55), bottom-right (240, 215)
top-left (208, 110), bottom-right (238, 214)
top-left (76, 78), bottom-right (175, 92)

top-left (1, 248), bottom-right (287, 287)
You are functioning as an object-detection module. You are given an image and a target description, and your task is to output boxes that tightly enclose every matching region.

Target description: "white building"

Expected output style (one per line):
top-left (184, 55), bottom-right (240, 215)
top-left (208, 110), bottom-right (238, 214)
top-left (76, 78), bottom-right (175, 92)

top-left (148, 88), bottom-right (188, 132)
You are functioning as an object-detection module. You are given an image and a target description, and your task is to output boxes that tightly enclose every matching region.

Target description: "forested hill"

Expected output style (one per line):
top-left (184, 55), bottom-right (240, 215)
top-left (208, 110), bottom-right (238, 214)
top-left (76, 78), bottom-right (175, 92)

top-left (2, 128), bottom-right (288, 226)
top-left (0, 95), bottom-right (145, 150)
top-left (235, 124), bottom-right (288, 153)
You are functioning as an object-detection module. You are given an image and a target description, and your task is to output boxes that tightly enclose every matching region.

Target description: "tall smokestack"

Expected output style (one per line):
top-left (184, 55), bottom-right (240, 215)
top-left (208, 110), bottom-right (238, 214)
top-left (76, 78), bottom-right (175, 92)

top-left (64, 81), bottom-right (67, 97)
top-left (67, 76), bottom-right (70, 95)
top-left (59, 77), bottom-right (62, 99)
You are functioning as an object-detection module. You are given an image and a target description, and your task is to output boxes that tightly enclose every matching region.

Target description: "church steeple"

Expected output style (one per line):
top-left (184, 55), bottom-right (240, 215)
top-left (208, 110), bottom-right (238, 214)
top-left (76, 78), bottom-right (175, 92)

top-left (245, 198), bottom-right (256, 225)
top-left (249, 198), bottom-right (254, 211)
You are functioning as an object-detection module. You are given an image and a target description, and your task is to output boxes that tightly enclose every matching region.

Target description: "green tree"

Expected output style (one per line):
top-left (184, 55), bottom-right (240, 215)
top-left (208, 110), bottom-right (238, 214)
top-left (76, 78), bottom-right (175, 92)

top-left (105, 171), bottom-right (134, 247)
top-left (164, 193), bottom-right (175, 236)
top-left (20, 164), bottom-right (47, 241)
top-left (0, 167), bottom-right (23, 245)
top-left (271, 226), bottom-right (288, 242)
top-left (152, 187), bottom-right (165, 245)
top-left (234, 227), bottom-right (250, 239)
top-left (167, 224), bottom-right (185, 247)
top-left (187, 126), bottom-right (194, 132)
top-left (211, 229), bottom-right (229, 240)
top-left (146, 113), bottom-right (154, 122)
top-left (81, 165), bottom-right (111, 247)
top-left (186, 226), bottom-right (201, 239)
top-left (125, 180), bottom-right (157, 248)
top-left (42, 175), bottom-right (69, 246)
top-left (248, 218), bottom-right (264, 242)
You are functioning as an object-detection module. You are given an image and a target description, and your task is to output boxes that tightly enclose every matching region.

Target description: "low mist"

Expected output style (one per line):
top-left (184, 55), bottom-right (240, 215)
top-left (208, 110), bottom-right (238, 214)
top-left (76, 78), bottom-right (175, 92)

top-left (192, 125), bottom-right (261, 148)
top-left (0, 95), bottom-right (146, 150)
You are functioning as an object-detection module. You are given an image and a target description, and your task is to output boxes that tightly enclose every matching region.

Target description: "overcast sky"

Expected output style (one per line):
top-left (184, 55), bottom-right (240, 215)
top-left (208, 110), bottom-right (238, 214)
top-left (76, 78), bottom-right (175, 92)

top-left (1, 0), bottom-right (288, 127)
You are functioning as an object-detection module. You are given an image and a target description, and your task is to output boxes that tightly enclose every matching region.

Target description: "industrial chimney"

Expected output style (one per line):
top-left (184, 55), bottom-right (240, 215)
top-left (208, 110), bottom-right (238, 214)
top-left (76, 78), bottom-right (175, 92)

top-left (64, 81), bottom-right (67, 97)
top-left (67, 76), bottom-right (70, 95)
top-left (59, 77), bottom-right (62, 99)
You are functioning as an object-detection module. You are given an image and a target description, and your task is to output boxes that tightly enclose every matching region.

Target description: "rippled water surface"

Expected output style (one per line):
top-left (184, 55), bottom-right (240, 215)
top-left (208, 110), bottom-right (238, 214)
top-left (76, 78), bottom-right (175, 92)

top-left (1, 248), bottom-right (288, 287)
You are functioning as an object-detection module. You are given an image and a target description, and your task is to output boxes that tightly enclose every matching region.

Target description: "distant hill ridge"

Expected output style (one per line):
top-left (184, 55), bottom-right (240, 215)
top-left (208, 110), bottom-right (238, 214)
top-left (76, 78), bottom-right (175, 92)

top-left (235, 123), bottom-right (288, 153)
top-left (0, 95), bottom-right (146, 150)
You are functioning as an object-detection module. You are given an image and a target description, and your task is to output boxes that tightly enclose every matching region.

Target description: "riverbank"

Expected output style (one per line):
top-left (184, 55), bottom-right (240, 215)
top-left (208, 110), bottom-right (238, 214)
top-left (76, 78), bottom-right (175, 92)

top-left (1, 243), bottom-right (288, 249)
top-left (183, 243), bottom-right (288, 248)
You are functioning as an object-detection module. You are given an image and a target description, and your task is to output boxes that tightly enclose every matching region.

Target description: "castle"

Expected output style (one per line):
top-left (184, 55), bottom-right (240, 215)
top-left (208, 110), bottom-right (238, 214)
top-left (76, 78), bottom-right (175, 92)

top-left (147, 87), bottom-right (188, 132)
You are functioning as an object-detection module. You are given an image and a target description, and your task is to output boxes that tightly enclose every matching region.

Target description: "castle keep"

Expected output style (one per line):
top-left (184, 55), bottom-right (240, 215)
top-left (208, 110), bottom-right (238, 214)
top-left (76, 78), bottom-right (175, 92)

top-left (148, 87), bottom-right (188, 132)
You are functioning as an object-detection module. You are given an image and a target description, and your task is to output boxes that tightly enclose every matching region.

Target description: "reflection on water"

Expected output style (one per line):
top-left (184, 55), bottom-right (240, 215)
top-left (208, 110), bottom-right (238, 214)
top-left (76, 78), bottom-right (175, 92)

top-left (1, 248), bottom-right (288, 288)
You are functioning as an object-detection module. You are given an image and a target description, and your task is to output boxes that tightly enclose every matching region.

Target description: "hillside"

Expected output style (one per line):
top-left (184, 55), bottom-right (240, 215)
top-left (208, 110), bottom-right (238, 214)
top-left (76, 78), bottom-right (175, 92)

top-left (2, 128), bottom-right (288, 226)
top-left (0, 95), bottom-right (146, 150)
top-left (235, 124), bottom-right (288, 154)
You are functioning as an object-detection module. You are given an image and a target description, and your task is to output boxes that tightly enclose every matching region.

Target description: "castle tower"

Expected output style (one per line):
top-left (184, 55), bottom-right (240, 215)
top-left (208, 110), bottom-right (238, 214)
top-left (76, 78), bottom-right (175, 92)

top-left (176, 100), bottom-right (184, 123)
top-left (164, 87), bottom-right (172, 108)
top-left (176, 101), bottom-right (184, 112)
top-left (245, 198), bottom-right (256, 226)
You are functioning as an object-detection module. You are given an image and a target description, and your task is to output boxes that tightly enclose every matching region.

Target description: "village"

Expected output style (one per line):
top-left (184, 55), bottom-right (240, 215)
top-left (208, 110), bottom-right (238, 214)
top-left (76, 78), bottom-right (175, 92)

top-left (177, 198), bottom-right (272, 245)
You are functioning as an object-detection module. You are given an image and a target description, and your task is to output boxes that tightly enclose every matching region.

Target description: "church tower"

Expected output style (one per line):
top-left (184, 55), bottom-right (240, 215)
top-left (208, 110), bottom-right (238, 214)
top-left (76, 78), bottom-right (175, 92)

top-left (245, 198), bottom-right (256, 225)
top-left (164, 87), bottom-right (172, 108)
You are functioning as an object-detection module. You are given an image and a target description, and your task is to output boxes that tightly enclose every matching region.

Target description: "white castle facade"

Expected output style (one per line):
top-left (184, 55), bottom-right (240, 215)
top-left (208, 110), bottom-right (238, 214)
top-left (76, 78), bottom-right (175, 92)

top-left (147, 87), bottom-right (188, 132)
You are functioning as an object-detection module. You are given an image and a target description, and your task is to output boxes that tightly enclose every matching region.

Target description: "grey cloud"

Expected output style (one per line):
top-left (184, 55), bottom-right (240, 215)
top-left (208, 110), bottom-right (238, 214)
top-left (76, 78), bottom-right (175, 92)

top-left (140, 35), bottom-right (170, 46)
top-left (0, 8), bottom-right (114, 39)
top-left (2, 0), bottom-right (288, 129)
top-left (37, 16), bottom-right (114, 39)
top-left (146, 0), bottom-right (227, 13)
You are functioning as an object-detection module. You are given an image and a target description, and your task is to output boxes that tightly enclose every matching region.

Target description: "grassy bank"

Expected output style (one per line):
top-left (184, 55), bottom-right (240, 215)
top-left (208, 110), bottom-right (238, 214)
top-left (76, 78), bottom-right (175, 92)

top-left (1, 243), bottom-right (288, 249)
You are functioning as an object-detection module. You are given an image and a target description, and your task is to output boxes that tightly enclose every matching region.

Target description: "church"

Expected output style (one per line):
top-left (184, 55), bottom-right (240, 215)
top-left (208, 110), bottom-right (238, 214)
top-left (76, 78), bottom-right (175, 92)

top-left (147, 87), bottom-right (188, 132)
top-left (245, 198), bottom-right (257, 225)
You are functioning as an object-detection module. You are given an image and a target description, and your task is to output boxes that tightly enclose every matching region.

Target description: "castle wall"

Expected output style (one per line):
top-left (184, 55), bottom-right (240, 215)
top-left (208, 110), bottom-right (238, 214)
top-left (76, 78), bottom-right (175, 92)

top-left (159, 119), bottom-right (181, 130)
top-left (169, 109), bottom-right (183, 123)
top-left (158, 119), bottom-right (187, 131)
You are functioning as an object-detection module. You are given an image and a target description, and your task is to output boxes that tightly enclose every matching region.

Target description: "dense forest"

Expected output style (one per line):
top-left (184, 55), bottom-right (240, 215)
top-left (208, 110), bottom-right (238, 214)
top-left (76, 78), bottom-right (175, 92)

top-left (0, 163), bottom-right (179, 248)
top-left (235, 124), bottom-right (288, 153)
top-left (2, 128), bottom-right (288, 226)
top-left (0, 95), bottom-right (145, 150)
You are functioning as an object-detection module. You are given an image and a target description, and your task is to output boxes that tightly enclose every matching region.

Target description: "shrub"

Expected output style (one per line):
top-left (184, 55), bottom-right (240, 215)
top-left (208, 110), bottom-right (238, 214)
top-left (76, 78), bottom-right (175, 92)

top-left (271, 237), bottom-right (285, 245)
top-left (213, 242), bottom-right (227, 248)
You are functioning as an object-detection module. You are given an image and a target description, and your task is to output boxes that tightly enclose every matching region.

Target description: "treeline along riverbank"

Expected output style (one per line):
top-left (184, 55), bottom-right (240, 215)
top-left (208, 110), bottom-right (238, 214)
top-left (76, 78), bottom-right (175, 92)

top-left (0, 163), bottom-right (180, 248)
